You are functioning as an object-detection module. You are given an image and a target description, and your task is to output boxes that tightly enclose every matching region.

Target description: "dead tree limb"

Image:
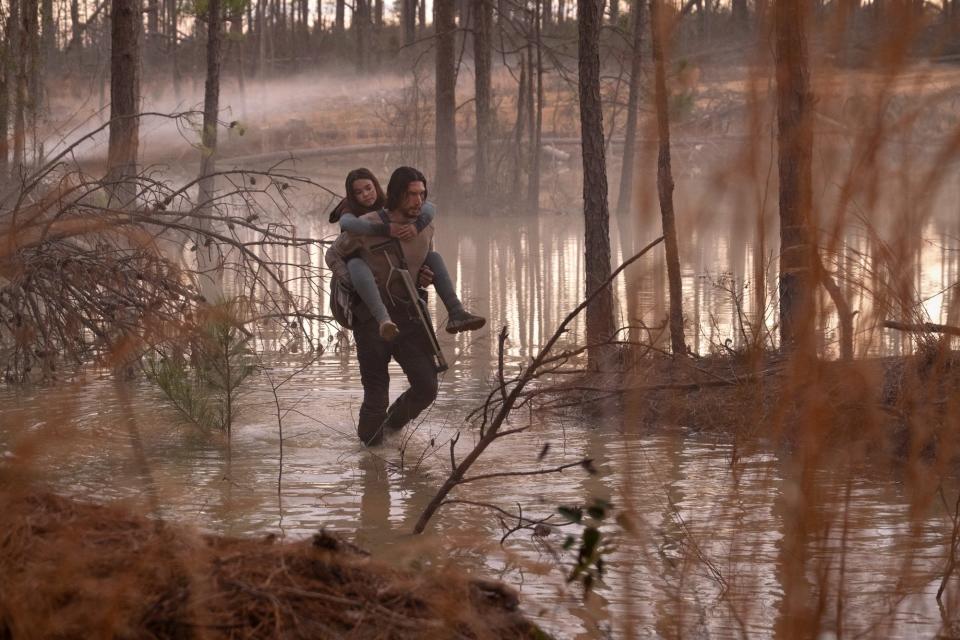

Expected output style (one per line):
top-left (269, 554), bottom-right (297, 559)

top-left (817, 255), bottom-right (855, 360)
top-left (882, 320), bottom-right (960, 337)
top-left (0, 135), bottom-right (334, 381)
top-left (412, 236), bottom-right (664, 534)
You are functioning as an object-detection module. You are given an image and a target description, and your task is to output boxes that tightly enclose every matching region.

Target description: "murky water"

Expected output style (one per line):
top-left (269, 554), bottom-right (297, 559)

top-left (3, 201), bottom-right (960, 638)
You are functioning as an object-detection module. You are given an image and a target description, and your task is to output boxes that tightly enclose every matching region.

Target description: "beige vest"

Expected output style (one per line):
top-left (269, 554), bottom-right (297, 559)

top-left (332, 210), bottom-right (434, 304)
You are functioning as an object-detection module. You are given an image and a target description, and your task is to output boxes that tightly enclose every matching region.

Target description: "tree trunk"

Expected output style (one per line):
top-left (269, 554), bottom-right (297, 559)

top-left (198, 0), bottom-right (224, 300)
top-left (732, 0), bottom-right (748, 27)
top-left (354, 0), bottom-right (369, 71)
top-left (70, 0), bottom-right (81, 49)
top-left (609, 0), bottom-right (620, 21)
top-left (370, 0), bottom-right (382, 67)
top-left (577, 0), bottom-right (615, 368)
top-left (650, 0), bottom-right (687, 356)
top-left (543, 0), bottom-right (553, 25)
top-left (526, 40), bottom-right (534, 195)
top-left (775, 0), bottom-right (815, 351)
top-left (559, 0), bottom-right (566, 22)
top-left (298, 0), bottom-right (308, 63)
top-left (256, 0), bottom-right (265, 77)
top-left (143, 0), bottom-right (158, 70)
top-left (830, 0), bottom-right (859, 59)
top-left (512, 52), bottom-right (526, 199)
top-left (280, 0), bottom-right (289, 55)
top-left (65, 0), bottom-right (81, 51)
top-left (12, 0), bottom-right (27, 172)
top-left (41, 0), bottom-right (54, 58)
top-left (266, 0), bottom-right (280, 73)
top-left (402, 0), bottom-right (416, 46)
top-left (106, 0), bottom-right (141, 202)
top-left (771, 6), bottom-right (817, 637)
top-left (0, 17), bottom-right (9, 182)
top-left (434, 0), bottom-right (458, 207)
top-left (170, 0), bottom-right (180, 97)
top-left (146, 0), bottom-right (158, 37)
top-left (527, 1), bottom-right (543, 213)
top-left (818, 259), bottom-right (853, 360)
top-left (615, 0), bottom-right (645, 345)
top-left (229, 5), bottom-right (247, 119)
top-left (335, 0), bottom-right (345, 32)
top-left (473, 0), bottom-right (493, 198)
top-left (419, 0), bottom-right (426, 32)
top-left (24, 0), bottom-right (40, 164)
top-left (616, 0), bottom-right (644, 217)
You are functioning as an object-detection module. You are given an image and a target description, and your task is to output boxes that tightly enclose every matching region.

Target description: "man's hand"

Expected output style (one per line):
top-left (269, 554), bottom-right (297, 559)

top-left (418, 265), bottom-right (434, 288)
top-left (389, 222), bottom-right (416, 241)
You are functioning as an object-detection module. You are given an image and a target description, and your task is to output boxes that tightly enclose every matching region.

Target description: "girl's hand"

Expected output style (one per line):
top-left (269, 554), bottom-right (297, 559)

top-left (389, 223), bottom-right (416, 240)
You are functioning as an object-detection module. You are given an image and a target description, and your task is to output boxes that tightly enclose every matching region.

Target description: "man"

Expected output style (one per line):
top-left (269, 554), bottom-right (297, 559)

top-left (331, 166), bottom-right (443, 446)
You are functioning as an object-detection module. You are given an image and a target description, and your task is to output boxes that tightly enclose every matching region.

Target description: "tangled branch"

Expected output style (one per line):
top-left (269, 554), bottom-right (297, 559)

top-left (0, 116), bottom-right (336, 381)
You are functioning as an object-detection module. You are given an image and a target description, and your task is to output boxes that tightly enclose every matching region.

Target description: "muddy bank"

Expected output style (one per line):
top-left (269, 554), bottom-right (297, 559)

top-left (559, 348), bottom-right (960, 460)
top-left (0, 489), bottom-right (548, 639)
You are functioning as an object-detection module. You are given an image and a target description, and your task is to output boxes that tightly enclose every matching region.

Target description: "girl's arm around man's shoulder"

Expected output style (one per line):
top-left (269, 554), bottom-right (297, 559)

top-left (339, 211), bottom-right (390, 237)
top-left (415, 201), bottom-right (437, 232)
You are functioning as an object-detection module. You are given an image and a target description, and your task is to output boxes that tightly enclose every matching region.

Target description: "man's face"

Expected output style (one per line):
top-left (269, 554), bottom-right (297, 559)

top-left (398, 181), bottom-right (426, 219)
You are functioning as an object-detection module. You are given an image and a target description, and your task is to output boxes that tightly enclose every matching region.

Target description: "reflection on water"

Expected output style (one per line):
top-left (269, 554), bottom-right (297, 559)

top-left (2, 208), bottom-right (959, 638)
top-left (287, 198), bottom-right (959, 365)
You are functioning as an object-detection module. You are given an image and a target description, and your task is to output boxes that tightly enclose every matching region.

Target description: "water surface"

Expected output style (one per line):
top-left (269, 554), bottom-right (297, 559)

top-left (3, 207), bottom-right (959, 639)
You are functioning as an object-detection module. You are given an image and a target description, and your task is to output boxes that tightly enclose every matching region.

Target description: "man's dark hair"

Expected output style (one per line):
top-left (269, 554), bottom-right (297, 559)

top-left (386, 166), bottom-right (428, 212)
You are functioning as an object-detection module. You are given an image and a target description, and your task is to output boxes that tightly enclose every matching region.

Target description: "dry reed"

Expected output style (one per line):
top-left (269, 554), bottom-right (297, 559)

top-left (0, 487), bottom-right (546, 639)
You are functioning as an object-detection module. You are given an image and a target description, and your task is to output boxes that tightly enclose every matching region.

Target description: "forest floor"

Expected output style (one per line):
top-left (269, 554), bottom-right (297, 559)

top-left (0, 488), bottom-right (549, 640)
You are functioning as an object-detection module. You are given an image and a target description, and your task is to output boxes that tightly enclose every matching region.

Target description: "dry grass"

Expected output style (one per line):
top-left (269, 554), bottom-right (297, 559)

top-left (538, 343), bottom-right (960, 462)
top-left (0, 488), bottom-right (547, 640)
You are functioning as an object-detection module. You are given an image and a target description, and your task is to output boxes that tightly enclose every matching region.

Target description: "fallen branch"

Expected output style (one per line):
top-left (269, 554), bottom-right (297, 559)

top-left (459, 460), bottom-right (589, 486)
top-left (882, 321), bottom-right (960, 337)
top-left (412, 237), bottom-right (664, 534)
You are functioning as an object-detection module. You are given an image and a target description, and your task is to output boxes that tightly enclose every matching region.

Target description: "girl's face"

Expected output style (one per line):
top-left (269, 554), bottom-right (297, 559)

top-left (352, 178), bottom-right (378, 208)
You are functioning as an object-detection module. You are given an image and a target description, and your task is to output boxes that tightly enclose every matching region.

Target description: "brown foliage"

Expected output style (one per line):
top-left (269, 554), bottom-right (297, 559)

top-left (0, 489), bottom-right (544, 639)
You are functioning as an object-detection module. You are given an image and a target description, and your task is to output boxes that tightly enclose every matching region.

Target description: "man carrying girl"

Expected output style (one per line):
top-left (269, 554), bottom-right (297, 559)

top-left (326, 167), bottom-right (484, 340)
top-left (326, 167), bottom-right (483, 445)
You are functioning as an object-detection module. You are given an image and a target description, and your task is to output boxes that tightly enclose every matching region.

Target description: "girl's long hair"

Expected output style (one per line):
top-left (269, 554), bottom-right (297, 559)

top-left (329, 168), bottom-right (386, 223)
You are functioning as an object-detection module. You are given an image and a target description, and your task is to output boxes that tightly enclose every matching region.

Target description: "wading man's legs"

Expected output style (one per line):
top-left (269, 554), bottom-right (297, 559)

top-left (352, 312), bottom-right (439, 445)
top-left (383, 326), bottom-right (439, 430)
top-left (353, 318), bottom-right (392, 445)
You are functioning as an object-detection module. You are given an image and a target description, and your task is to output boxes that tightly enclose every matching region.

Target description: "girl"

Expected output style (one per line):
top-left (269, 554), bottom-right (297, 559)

top-left (327, 168), bottom-right (485, 340)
